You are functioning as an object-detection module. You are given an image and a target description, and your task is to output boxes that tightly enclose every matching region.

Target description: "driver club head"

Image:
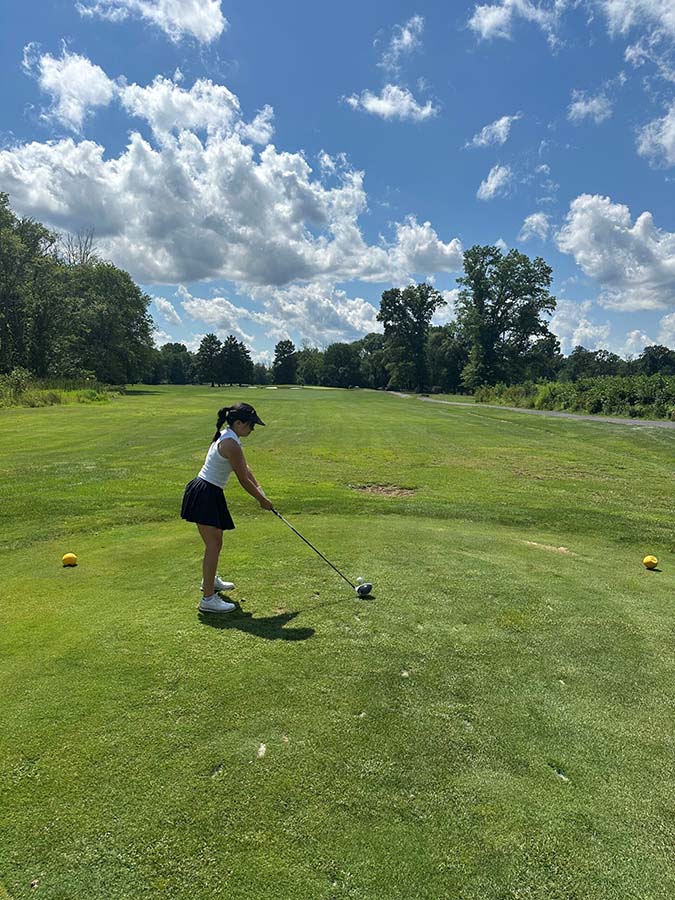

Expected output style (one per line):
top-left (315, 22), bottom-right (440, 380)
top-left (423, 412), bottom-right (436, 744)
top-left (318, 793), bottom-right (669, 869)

top-left (356, 582), bottom-right (373, 597)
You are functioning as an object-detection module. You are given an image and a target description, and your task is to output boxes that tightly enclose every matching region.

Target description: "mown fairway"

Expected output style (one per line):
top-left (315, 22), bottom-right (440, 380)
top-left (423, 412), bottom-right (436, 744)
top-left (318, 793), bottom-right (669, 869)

top-left (1, 386), bottom-right (674, 900)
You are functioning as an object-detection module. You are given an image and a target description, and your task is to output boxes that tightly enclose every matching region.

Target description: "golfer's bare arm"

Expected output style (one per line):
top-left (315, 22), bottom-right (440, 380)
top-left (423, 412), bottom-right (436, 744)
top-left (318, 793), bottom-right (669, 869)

top-left (219, 439), bottom-right (272, 508)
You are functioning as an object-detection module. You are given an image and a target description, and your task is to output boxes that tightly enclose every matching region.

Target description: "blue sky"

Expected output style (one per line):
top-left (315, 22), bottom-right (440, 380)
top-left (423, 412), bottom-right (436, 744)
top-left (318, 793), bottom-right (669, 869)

top-left (2, 0), bottom-right (675, 363)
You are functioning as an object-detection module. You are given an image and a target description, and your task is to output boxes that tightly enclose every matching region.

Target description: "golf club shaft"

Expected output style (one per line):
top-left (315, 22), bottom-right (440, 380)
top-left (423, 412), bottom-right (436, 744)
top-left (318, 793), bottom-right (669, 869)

top-left (272, 509), bottom-right (356, 589)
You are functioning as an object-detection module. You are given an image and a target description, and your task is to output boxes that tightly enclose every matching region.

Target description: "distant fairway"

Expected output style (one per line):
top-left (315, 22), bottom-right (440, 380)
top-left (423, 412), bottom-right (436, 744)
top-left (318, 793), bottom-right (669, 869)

top-left (1, 385), bottom-right (674, 899)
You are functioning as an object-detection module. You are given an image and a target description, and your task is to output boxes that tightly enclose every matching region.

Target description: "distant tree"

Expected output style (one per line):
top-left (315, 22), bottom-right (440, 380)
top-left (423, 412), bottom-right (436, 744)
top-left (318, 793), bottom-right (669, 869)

top-left (159, 342), bottom-right (192, 384)
top-left (196, 334), bottom-right (223, 386)
top-left (273, 339), bottom-right (297, 384)
top-left (60, 228), bottom-right (99, 267)
top-left (296, 346), bottom-right (324, 385)
top-left (637, 345), bottom-right (675, 377)
top-left (322, 342), bottom-right (361, 387)
top-left (56, 262), bottom-right (154, 383)
top-left (145, 347), bottom-right (166, 384)
top-left (426, 323), bottom-right (469, 393)
top-left (377, 283), bottom-right (446, 390)
top-left (456, 245), bottom-right (557, 389)
top-left (0, 193), bottom-right (155, 383)
top-left (355, 333), bottom-right (388, 389)
top-left (0, 193), bottom-right (59, 374)
top-left (561, 346), bottom-right (627, 381)
top-left (220, 335), bottom-right (246, 384)
top-left (252, 362), bottom-right (271, 385)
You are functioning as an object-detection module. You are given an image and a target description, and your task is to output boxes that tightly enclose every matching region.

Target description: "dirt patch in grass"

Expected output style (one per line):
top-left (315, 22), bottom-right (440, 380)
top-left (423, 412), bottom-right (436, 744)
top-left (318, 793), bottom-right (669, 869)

top-left (523, 540), bottom-right (577, 556)
top-left (350, 483), bottom-right (417, 497)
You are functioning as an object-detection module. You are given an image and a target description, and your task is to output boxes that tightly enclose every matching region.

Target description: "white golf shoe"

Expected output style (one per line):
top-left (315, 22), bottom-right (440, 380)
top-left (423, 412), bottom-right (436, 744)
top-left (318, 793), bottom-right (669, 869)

top-left (200, 575), bottom-right (235, 592)
top-left (199, 594), bottom-right (236, 614)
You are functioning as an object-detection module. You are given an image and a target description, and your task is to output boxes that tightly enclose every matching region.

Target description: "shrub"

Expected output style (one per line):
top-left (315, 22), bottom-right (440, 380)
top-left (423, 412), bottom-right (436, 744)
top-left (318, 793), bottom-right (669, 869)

top-left (475, 374), bottom-right (675, 419)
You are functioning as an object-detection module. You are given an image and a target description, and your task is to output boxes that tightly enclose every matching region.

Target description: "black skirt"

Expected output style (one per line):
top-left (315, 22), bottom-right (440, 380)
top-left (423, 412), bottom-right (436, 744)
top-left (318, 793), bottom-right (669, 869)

top-left (180, 477), bottom-right (235, 530)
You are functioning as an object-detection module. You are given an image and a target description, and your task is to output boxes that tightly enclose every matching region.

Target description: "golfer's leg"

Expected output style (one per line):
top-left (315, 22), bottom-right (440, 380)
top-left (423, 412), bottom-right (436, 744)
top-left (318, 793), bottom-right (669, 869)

top-left (198, 524), bottom-right (223, 595)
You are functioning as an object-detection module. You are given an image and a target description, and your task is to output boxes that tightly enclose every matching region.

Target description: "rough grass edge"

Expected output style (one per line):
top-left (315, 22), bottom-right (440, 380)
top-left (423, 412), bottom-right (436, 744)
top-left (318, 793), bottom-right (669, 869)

top-left (474, 375), bottom-right (675, 421)
top-left (0, 375), bottom-right (124, 409)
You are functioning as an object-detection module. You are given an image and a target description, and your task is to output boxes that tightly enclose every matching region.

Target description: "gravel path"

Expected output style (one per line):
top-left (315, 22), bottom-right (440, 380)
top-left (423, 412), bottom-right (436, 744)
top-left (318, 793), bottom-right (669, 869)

top-left (389, 392), bottom-right (675, 429)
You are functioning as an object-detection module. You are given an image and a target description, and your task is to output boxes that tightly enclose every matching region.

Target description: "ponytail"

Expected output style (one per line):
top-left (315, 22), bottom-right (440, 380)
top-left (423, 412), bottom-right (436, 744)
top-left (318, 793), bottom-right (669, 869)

top-left (212, 406), bottom-right (230, 442)
top-left (211, 401), bottom-right (260, 441)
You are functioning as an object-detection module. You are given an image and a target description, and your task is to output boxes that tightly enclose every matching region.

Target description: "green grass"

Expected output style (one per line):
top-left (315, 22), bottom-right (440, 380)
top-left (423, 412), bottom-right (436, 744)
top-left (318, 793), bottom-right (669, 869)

top-left (1, 385), bottom-right (674, 899)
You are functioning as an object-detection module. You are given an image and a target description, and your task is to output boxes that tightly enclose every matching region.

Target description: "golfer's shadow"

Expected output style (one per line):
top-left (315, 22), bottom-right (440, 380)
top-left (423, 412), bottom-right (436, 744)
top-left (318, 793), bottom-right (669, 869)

top-left (199, 607), bottom-right (315, 641)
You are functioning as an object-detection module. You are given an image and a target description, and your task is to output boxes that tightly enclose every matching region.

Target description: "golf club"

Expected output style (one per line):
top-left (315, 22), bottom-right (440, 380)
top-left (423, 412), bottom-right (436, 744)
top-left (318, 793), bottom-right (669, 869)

top-left (271, 509), bottom-right (373, 597)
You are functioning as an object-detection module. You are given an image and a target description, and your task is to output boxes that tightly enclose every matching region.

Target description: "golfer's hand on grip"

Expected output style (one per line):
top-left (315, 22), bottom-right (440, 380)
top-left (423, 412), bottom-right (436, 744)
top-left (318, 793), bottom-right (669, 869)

top-left (259, 496), bottom-right (274, 511)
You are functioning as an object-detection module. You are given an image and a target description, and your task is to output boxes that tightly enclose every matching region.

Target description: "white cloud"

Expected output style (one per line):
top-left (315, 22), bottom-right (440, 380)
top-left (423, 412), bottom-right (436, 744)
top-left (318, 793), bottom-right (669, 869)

top-left (120, 75), bottom-right (275, 144)
top-left (388, 217), bottom-right (463, 274)
top-left (250, 282), bottom-right (382, 345)
top-left (468, 1), bottom-right (567, 47)
top-left (119, 75), bottom-right (241, 139)
top-left (658, 311), bottom-right (675, 346)
top-left (621, 329), bottom-right (654, 355)
top-left (0, 128), bottom-right (462, 286)
top-left (624, 34), bottom-right (675, 82)
top-left (599, 0), bottom-right (675, 39)
top-left (178, 286), bottom-right (256, 343)
top-left (76, 0), bottom-right (228, 44)
top-left (152, 296), bottom-right (182, 326)
top-left (344, 84), bottom-right (438, 121)
top-left (181, 281), bottom-right (382, 347)
top-left (518, 212), bottom-right (550, 241)
top-left (568, 89), bottom-right (613, 124)
top-left (549, 298), bottom-right (611, 353)
top-left (466, 113), bottom-right (521, 148)
top-left (4, 61), bottom-right (462, 292)
top-left (22, 44), bottom-right (116, 131)
top-left (637, 102), bottom-right (675, 166)
top-left (22, 49), bottom-right (268, 146)
top-left (476, 164), bottom-right (512, 200)
top-left (152, 327), bottom-right (174, 347)
top-left (556, 193), bottom-right (675, 310)
top-left (379, 15), bottom-right (425, 71)
top-left (432, 289), bottom-right (459, 326)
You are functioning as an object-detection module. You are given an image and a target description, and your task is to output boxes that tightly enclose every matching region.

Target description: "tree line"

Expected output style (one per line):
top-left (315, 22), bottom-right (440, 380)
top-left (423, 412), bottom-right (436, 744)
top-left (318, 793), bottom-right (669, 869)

top-left (0, 194), bottom-right (153, 383)
top-left (4, 192), bottom-right (675, 391)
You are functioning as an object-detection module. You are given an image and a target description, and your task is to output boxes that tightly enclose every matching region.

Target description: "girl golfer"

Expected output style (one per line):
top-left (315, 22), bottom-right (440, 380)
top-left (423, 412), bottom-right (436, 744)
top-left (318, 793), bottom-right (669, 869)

top-left (181, 402), bottom-right (273, 613)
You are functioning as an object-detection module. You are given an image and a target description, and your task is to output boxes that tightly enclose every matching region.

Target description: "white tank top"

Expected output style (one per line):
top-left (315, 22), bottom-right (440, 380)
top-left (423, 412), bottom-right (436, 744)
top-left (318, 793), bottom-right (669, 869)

top-left (197, 427), bottom-right (241, 488)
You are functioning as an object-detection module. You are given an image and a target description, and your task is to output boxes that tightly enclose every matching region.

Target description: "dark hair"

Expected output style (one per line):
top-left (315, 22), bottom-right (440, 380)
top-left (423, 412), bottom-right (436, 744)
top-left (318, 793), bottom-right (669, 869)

top-left (211, 403), bottom-right (258, 442)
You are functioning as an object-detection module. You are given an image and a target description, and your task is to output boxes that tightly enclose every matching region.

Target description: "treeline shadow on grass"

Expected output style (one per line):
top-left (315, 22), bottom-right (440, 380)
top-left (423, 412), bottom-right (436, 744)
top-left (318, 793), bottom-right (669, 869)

top-left (199, 608), bottom-right (315, 641)
top-left (123, 388), bottom-right (163, 396)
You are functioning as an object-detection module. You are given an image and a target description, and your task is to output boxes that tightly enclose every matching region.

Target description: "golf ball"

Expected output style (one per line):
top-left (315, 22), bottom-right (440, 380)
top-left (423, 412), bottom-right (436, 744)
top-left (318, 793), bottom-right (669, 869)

top-left (643, 555), bottom-right (658, 570)
top-left (62, 552), bottom-right (78, 567)
top-left (356, 577), bottom-right (363, 584)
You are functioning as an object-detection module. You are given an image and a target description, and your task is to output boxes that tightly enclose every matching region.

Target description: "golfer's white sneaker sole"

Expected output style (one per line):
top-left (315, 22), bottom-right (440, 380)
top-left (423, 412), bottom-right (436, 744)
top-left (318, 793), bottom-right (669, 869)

top-left (199, 595), bottom-right (236, 614)
top-left (201, 576), bottom-right (235, 592)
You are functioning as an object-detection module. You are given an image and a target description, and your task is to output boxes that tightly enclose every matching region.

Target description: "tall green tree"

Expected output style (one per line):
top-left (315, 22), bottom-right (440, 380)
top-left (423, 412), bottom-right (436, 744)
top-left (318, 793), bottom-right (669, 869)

top-left (426, 323), bottom-right (469, 393)
top-left (296, 346), bottom-right (324, 386)
top-left (1, 194), bottom-right (156, 382)
top-left (219, 335), bottom-right (254, 385)
top-left (456, 245), bottom-right (557, 389)
top-left (376, 283), bottom-right (446, 390)
top-left (220, 335), bottom-right (242, 384)
top-left (196, 334), bottom-right (223, 386)
top-left (252, 362), bottom-right (271, 385)
top-left (637, 345), bottom-right (675, 377)
top-left (355, 333), bottom-right (388, 389)
top-left (57, 263), bottom-right (154, 383)
top-left (273, 339), bottom-right (297, 384)
top-left (160, 342), bottom-right (193, 384)
top-left (322, 342), bottom-right (361, 387)
top-left (561, 346), bottom-right (627, 381)
top-left (0, 193), bottom-right (59, 374)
